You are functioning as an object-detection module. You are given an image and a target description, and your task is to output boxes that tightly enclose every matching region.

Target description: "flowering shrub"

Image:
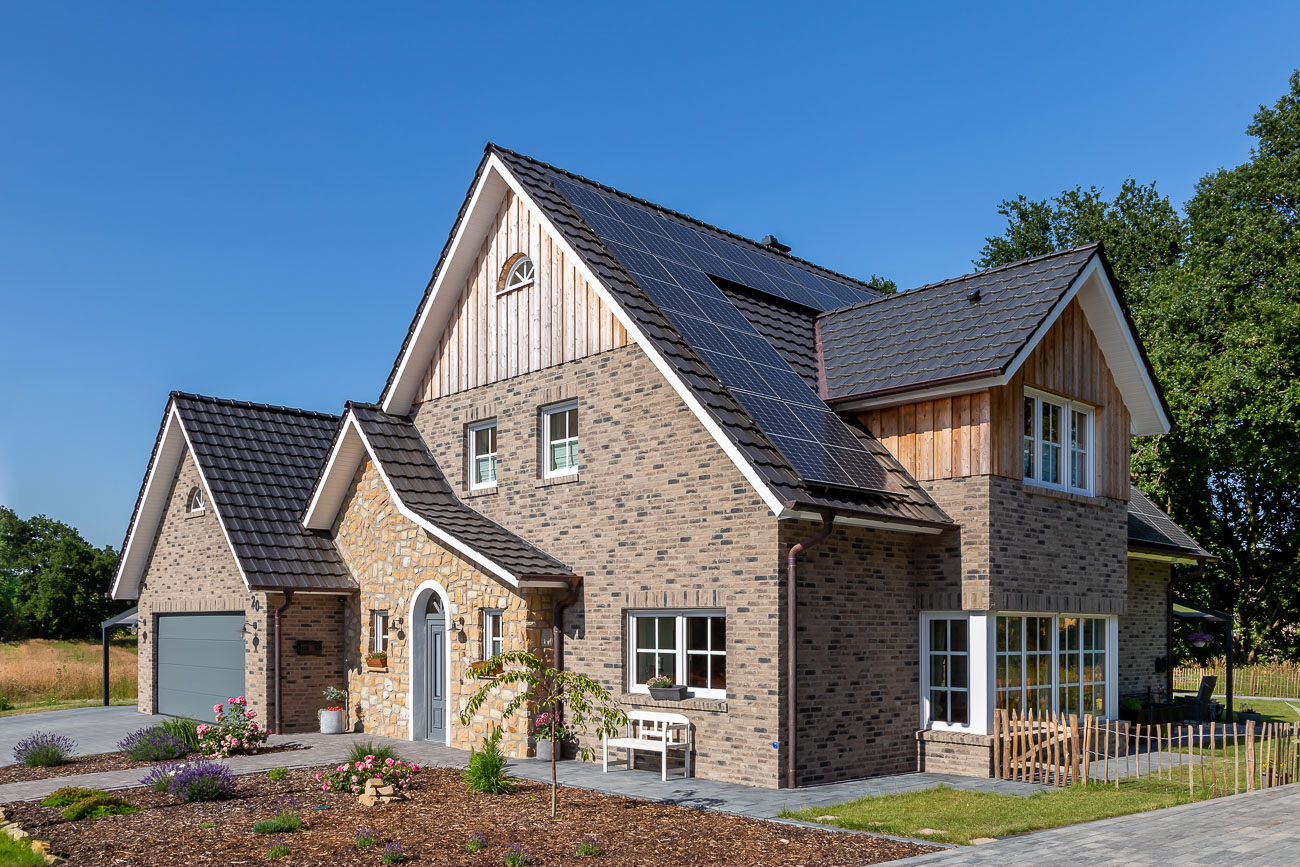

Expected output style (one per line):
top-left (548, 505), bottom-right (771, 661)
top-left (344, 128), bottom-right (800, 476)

top-left (140, 762), bottom-right (187, 792)
top-left (575, 835), bottom-right (603, 856)
top-left (13, 732), bottom-right (77, 767)
top-left (504, 842), bottom-right (535, 867)
top-left (465, 832), bottom-right (488, 853)
top-left (1188, 631), bottom-right (1215, 646)
top-left (534, 711), bottom-right (570, 742)
top-left (118, 726), bottom-right (189, 762)
top-left (381, 840), bottom-right (410, 864)
top-left (169, 761), bottom-right (236, 802)
top-left (356, 827), bottom-right (378, 849)
top-left (198, 696), bottom-right (268, 757)
top-left (315, 755), bottom-right (421, 795)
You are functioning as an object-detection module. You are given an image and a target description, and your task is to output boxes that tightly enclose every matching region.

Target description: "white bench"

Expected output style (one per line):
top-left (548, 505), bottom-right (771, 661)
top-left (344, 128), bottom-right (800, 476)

top-left (602, 710), bottom-right (692, 781)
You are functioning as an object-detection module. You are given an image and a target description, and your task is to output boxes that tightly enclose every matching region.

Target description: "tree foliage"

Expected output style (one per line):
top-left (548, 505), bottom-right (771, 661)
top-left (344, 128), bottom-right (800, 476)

top-left (975, 71), bottom-right (1300, 661)
top-left (0, 506), bottom-right (122, 641)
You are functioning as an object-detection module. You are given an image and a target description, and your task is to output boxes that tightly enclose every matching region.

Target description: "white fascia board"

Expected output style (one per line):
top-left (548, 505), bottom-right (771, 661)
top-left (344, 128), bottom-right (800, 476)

top-left (310, 411), bottom-right (525, 589)
top-left (830, 374), bottom-right (1005, 413)
top-left (301, 422), bottom-right (368, 531)
top-left (383, 154), bottom-right (786, 517)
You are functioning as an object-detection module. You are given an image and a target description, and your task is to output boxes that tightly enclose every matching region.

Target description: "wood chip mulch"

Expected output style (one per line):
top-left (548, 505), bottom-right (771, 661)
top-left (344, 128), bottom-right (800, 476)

top-left (3, 766), bottom-right (939, 866)
top-left (0, 745), bottom-right (303, 785)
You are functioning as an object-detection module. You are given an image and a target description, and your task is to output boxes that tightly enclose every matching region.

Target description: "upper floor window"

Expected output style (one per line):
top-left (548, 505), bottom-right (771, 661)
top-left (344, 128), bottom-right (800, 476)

top-left (542, 402), bottom-right (578, 478)
top-left (500, 255), bottom-right (535, 294)
top-left (1023, 389), bottom-right (1093, 495)
top-left (468, 420), bottom-right (498, 490)
top-left (186, 486), bottom-right (205, 513)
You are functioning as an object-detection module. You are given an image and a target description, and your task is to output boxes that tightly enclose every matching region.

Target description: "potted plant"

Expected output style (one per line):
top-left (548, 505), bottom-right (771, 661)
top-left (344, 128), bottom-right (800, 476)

top-left (1187, 631), bottom-right (1214, 648)
top-left (646, 674), bottom-right (687, 701)
top-left (365, 650), bottom-right (388, 669)
top-left (319, 686), bottom-right (347, 734)
top-left (533, 710), bottom-right (570, 762)
top-left (1237, 706), bottom-right (1264, 723)
top-left (470, 657), bottom-right (503, 678)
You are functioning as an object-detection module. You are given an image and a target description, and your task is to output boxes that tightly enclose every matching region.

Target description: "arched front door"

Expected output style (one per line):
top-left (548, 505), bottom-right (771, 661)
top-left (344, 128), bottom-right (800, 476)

top-left (424, 595), bottom-right (446, 741)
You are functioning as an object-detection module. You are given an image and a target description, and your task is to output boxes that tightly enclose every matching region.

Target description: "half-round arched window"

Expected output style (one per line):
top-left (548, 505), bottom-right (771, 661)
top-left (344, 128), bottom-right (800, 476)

top-left (499, 254), bottom-right (535, 294)
top-left (186, 486), bottom-right (206, 513)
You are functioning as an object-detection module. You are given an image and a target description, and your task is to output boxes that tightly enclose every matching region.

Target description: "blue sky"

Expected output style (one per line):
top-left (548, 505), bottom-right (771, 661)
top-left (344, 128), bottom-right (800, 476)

top-left (2, 1), bottom-right (1297, 548)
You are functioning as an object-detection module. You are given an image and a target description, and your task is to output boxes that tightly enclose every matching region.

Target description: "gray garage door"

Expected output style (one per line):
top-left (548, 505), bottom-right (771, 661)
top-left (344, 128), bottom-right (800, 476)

top-left (157, 613), bottom-right (246, 720)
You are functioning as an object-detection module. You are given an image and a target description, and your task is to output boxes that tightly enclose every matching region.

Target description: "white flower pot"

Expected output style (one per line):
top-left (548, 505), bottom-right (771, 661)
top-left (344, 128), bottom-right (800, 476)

top-left (535, 739), bottom-right (553, 762)
top-left (319, 708), bottom-right (345, 734)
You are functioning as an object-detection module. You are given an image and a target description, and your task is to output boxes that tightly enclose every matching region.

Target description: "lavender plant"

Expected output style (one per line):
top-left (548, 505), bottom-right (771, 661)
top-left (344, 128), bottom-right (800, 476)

top-left (503, 842), bottom-right (534, 867)
top-left (139, 762), bottom-right (186, 792)
top-left (575, 835), bottom-right (602, 856)
top-left (355, 826), bottom-right (378, 849)
top-left (465, 831), bottom-right (488, 853)
top-left (381, 840), bottom-right (411, 864)
top-left (168, 760), bottom-right (236, 802)
top-left (12, 732), bottom-right (76, 767)
top-left (118, 726), bottom-right (189, 762)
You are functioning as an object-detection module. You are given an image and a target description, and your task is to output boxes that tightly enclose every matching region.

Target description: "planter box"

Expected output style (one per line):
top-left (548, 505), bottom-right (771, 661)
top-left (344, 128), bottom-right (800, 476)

top-left (1119, 704), bottom-right (1186, 726)
top-left (365, 656), bottom-right (387, 669)
top-left (319, 708), bottom-right (345, 735)
top-left (470, 660), bottom-right (502, 678)
top-left (649, 685), bottom-right (688, 701)
top-left (1237, 711), bottom-right (1264, 723)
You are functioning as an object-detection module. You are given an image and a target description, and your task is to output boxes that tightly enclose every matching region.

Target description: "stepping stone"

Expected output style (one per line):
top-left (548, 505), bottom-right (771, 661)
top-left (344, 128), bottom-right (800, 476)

top-left (916, 828), bottom-right (948, 836)
top-left (814, 815), bottom-right (838, 821)
top-left (971, 837), bottom-right (997, 845)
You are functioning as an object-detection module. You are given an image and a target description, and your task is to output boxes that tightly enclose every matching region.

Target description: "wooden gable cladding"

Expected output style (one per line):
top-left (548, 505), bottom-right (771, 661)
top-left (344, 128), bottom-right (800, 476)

top-left (414, 190), bottom-right (630, 402)
top-left (855, 299), bottom-right (1131, 500)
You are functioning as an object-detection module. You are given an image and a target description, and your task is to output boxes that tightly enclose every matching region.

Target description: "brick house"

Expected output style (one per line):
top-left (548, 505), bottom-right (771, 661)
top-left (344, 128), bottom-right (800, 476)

top-left (112, 145), bottom-right (1210, 788)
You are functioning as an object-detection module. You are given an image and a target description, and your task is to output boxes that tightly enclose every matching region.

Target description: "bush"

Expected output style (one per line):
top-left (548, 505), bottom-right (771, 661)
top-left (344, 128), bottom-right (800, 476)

top-left (62, 793), bottom-right (139, 820)
top-left (160, 717), bottom-right (201, 752)
top-left (356, 827), bottom-right (378, 849)
top-left (575, 835), bottom-right (602, 856)
top-left (253, 810), bottom-right (303, 834)
top-left (267, 838), bottom-right (291, 859)
top-left (463, 727), bottom-right (513, 794)
top-left (198, 697), bottom-right (267, 757)
top-left (118, 726), bottom-right (189, 762)
top-left (41, 787), bottom-right (104, 807)
top-left (465, 832), bottom-right (488, 853)
top-left (0, 695), bottom-right (13, 712)
top-left (346, 740), bottom-right (401, 764)
top-left (381, 841), bottom-right (410, 864)
top-left (0, 832), bottom-right (47, 867)
top-left (12, 731), bottom-right (76, 767)
top-left (503, 842), bottom-right (534, 867)
top-left (268, 767), bottom-right (288, 782)
top-left (139, 762), bottom-right (186, 792)
top-left (317, 755), bottom-right (420, 795)
top-left (168, 761), bottom-right (236, 802)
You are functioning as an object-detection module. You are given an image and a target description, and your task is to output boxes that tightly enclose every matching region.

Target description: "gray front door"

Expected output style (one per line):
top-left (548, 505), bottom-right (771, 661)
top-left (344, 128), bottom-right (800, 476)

top-left (156, 612), bottom-right (245, 720)
top-left (425, 599), bottom-right (445, 740)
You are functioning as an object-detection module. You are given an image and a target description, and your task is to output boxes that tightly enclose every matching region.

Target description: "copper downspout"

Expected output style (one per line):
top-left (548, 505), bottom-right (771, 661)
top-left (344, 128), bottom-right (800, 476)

top-left (787, 511), bottom-right (835, 789)
top-left (273, 590), bottom-right (295, 735)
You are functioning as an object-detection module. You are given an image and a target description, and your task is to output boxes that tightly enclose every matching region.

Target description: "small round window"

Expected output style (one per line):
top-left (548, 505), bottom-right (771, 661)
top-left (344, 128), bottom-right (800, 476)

top-left (186, 486), bottom-right (205, 512)
top-left (500, 254), bottom-right (535, 294)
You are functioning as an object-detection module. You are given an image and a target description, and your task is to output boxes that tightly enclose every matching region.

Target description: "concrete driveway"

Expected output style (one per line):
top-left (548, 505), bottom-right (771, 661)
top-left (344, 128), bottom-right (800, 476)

top-left (0, 706), bottom-right (167, 759)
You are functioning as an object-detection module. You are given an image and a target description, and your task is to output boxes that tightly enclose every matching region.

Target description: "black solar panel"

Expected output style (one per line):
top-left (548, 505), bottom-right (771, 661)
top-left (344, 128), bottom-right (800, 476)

top-left (547, 174), bottom-right (888, 493)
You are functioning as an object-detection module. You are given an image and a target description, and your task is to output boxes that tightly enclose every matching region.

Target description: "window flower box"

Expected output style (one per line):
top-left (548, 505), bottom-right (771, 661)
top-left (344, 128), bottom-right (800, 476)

top-left (470, 659), bottom-right (502, 678)
top-left (646, 675), bottom-right (687, 701)
top-left (365, 653), bottom-right (387, 669)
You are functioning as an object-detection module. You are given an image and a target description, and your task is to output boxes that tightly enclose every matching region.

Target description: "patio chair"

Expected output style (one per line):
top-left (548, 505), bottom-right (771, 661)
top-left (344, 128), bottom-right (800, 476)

top-left (1175, 675), bottom-right (1217, 722)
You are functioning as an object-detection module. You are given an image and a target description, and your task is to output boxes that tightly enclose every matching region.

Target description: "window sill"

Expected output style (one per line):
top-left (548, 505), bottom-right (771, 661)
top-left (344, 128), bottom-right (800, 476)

top-left (621, 692), bottom-right (727, 713)
top-left (1020, 483), bottom-right (1107, 508)
top-left (463, 486), bottom-right (499, 499)
top-left (538, 473), bottom-right (580, 489)
top-left (185, 509), bottom-right (206, 519)
top-left (363, 665), bottom-right (389, 674)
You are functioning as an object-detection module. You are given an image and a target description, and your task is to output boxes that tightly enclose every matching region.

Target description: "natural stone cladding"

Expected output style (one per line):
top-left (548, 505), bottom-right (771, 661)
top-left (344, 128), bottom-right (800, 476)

top-left (135, 449), bottom-right (272, 725)
top-left (1120, 559), bottom-right (1170, 698)
top-left (411, 343), bottom-right (781, 787)
top-left (332, 459), bottom-right (553, 757)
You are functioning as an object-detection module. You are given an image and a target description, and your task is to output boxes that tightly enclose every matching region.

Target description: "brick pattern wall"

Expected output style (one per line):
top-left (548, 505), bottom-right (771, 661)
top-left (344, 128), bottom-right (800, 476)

top-left (269, 592), bottom-right (349, 733)
top-left (1119, 559), bottom-right (1170, 699)
top-left (411, 344), bottom-right (781, 787)
top-left (916, 729), bottom-right (993, 776)
top-left (135, 450), bottom-right (271, 724)
top-left (332, 460), bottom-right (553, 756)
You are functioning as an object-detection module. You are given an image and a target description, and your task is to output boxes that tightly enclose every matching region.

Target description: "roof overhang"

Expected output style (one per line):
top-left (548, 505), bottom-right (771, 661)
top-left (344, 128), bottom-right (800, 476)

top-left (302, 409), bottom-right (571, 589)
top-left (780, 507), bottom-right (946, 534)
top-left (1128, 548), bottom-right (1203, 566)
top-left (111, 403), bottom-right (251, 600)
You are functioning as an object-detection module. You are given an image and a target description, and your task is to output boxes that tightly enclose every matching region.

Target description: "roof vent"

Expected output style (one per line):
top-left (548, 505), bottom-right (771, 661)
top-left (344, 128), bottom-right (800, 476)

top-left (761, 234), bottom-right (791, 254)
top-left (968, 287), bottom-right (981, 303)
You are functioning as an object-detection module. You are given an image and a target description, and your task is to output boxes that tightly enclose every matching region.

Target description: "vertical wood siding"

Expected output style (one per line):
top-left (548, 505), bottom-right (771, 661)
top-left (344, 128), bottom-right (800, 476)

top-left (856, 299), bottom-right (1131, 500)
top-left (414, 190), bottom-right (630, 402)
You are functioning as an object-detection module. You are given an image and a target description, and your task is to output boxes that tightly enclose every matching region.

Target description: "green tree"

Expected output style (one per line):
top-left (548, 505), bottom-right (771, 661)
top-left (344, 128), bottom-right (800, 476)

top-left (0, 506), bottom-right (122, 640)
top-left (867, 273), bottom-right (899, 294)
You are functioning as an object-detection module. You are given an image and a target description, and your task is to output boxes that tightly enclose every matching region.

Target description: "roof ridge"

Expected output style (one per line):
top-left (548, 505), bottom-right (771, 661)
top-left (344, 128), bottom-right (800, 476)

top-left (488, 143), bottom-right (882, 299)
top-left (818, 242), bottom-right (1102, 320)
top-left (169, 390), bottom-right (340, 421)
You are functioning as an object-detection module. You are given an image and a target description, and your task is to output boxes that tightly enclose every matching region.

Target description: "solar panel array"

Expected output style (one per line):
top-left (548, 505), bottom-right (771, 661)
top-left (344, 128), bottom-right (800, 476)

top-left (547, 173), bottom-right (889, 492)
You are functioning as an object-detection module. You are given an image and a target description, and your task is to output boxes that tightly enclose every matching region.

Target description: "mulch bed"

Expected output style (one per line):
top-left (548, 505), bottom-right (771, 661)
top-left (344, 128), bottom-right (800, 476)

top-left (0, 745), bottom-right (303, 785)
top-left (3, 766), bottom-right (939, 866)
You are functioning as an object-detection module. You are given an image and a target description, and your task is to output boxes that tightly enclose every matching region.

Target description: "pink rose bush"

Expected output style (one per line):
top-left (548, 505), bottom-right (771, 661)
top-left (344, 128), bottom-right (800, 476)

top-left (315, 754), bottom-right (421, 795)
top-left (198, 696), bottom-right (269, 757)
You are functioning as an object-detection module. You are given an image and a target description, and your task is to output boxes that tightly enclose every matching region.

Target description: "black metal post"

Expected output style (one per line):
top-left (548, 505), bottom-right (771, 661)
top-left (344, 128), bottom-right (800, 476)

top-left (1225, 616), bottom-right (1234, 721)
top-left (102, 624), bottom-right (110, 706)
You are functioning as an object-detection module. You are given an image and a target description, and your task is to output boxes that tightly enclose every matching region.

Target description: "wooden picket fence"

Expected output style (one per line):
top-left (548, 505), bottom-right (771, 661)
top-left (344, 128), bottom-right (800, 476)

top-left (1173, 660), bottom-right (1300, 698)
top-left (993, 708), bottom-right (1300, 797)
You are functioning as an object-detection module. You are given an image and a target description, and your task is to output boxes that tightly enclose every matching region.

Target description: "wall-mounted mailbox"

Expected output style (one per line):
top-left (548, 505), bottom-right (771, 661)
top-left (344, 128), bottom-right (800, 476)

top-left (295, 639), bottom-right (323, 657)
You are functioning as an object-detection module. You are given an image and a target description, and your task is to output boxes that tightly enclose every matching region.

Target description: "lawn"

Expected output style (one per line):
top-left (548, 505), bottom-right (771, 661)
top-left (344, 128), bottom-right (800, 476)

top-left (0, 638), bottom-right (137, 713)
top-left (1225, 697), bottom-right (1300, 724)
top-left (784, 780), bottom-right (1194, 846)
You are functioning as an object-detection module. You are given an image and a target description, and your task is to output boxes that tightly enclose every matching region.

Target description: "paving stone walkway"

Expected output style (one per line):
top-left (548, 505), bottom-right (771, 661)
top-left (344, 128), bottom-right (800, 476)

top-left (898, 782), bottom-right (1300, 865)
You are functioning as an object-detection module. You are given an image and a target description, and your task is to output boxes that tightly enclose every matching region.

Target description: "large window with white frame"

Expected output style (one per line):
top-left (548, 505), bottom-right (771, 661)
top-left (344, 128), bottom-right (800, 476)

top-left (468, 420), bottom-right (498, 490)
top-left (1023, 388), bottom-right (1094, 495)
top-left (628, 611), bottom-right (726, 698)
top-left (925, 617), bottom-right (970, 726)
top-left (542, 402), bottom-right (579, 478)
top-left (996, 614), bottom-right (1110, 717)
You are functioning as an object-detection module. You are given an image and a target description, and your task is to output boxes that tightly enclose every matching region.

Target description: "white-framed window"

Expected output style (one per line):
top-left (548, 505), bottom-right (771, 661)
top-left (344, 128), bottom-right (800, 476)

top-left (995, 614), bottom-right (1111, 717)
top-left (483, 610), bottom-right (503, 661)
top-left (186, 486), bottom-right (205, 512)
top-left (1023, 388), bottom-right (1093, 495)
top-left (628, 610), bottom-right (726, 698)
top-left (468, 420), bottom-right (498, 490)
top-left (500, 255), bottom-right (535, 294)
top-left (542, 402), bottom-right (579, 478)
top-left (925, 617), bottom-right (970, 726)
top-left (371, 610), bottom-right (389, 654)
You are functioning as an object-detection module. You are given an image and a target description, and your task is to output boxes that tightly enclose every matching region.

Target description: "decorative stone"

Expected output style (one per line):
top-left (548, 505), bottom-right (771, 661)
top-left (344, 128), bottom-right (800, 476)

top-left (376, 785), bottom-right (395, 797)
top-left (358, 794), bottom-right (379, 807)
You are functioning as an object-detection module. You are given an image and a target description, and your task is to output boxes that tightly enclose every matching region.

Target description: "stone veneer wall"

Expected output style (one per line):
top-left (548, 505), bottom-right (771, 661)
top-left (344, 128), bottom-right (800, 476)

top-left (269, 592), bottom-right (350, 733)
top-left (332, 459), bottom-right (553, 756)
top-left (1119, 559), bottom-right (1170, 699)
top-left (411, 344), bottom-right (782, 787)
top-left (135, 450), bottom-right (271, 724)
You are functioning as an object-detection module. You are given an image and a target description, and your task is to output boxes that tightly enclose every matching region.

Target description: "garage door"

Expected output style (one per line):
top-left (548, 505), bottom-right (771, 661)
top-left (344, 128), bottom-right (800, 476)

top-left (157, 613), bottom-right (246, 720)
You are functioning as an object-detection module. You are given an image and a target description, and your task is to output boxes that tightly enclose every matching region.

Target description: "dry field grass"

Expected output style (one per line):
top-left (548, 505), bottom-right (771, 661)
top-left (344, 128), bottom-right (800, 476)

top-left (0, 638), bottom-right (137, 708)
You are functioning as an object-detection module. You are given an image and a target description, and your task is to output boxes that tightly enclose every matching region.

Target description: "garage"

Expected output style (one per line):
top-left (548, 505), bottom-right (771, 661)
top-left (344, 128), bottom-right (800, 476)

top-left (156, 613), bottom-right (246, 720)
